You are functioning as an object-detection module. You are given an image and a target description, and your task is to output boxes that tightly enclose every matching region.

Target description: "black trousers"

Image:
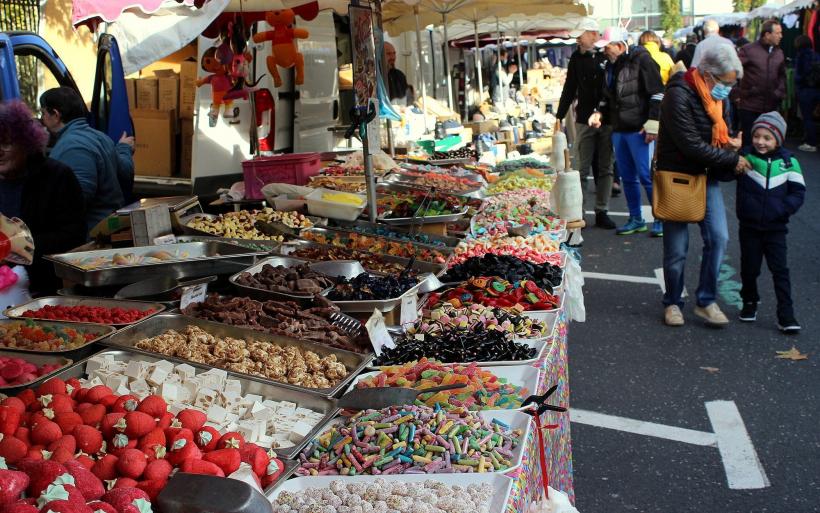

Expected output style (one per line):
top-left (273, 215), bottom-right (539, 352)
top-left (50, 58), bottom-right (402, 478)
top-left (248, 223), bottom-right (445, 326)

top-left (739, 226), bottom-right (794, 319)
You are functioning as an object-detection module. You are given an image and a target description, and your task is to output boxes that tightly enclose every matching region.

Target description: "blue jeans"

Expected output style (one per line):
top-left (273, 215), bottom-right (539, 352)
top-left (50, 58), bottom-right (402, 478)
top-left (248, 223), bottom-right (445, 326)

top-left (798, 87), bottom-right (820, 145)
top-left (662, 180), bottom-right (729, 308)
top-left (612, 131), bottom-right (652, 219)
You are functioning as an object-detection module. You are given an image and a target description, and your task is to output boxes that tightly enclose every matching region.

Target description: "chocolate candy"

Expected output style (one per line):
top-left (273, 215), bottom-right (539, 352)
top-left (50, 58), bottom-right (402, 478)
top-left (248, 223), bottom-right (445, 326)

top-left (234, 263), bottom-right (335, 295)
top-left (300, 230), bottom-right (448, 263)
top-left (443, 254), bottom-right (563, 292)
top-left (327, 273), bottom-right (418, 301)
top-left (290, 246), bottom-right (407, 275)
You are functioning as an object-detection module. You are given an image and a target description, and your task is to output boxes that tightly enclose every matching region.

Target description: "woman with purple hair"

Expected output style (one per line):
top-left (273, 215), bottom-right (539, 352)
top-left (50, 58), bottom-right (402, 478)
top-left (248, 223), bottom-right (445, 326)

top-left (0, 101), bottom-right (86, 295)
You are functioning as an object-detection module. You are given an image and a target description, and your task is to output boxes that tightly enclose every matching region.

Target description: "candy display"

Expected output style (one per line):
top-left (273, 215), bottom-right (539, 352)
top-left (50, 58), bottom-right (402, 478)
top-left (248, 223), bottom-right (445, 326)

top-left (321, 165), bottom-right (389, 177)
top-left (347, 223), bottom-right (454, 248)
top-left (327, 274), bottom-right (418, 301)
top-left (289, 246), bottom-right (407, 275)
top-left (385, 197), bottom-right (463, 219)
top-left (427, 277), bottom-right (560, 312)
top-left (389, 172), bottom-right (481, 194)
top-left (64, 249), bottom-right (190, 270)
top-left (233, 262), bottom-right (336, 295)
top-left (0, 355), bottom-right (67, 387)
top-left (442, 254), bottom-right (563, 292)
top-left (372, 326), bottom-right (537, 366)
top-left (320, 191), bottom-right (365, 206)
top-left (272, 478), bottom-right (495, 513)
top-left (308, 176), bottom-right (367, 193)
top-left (412, 304), bottom-right (551, 339)
top-left (83, 353), bottom-right (326, 450)
top-left (19, 305), bottom-right (157, 325)
top-left (493, 158), bottom-right (552, 173)
top-left (450, 234), bottom-right (562, 266)
top-left (371, 190), bottom-right (472, 217)
top-left (0, 320), bottom-right (100, 351)
top-left (187, 209), bottom-right (314, 241)
top-left (297, 404), bottom-right (522, 475)
top-left (431, 148), bottom-right (478, 160)
top-left (355, 360), bottom-right (530, 411)
top-left (300, 230), bottom-right (448, 264)
top-left (134, 325), bottom-right (349, 389)
top-left (486, 170), bottom-right (554, 195)
top-left (182, 295), bottom-right (369, 354)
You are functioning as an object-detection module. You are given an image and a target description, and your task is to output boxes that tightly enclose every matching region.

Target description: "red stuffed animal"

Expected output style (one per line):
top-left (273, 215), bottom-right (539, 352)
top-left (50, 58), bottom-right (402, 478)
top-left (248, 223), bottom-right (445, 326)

top-left (252, 9), bottom-right (309, 87)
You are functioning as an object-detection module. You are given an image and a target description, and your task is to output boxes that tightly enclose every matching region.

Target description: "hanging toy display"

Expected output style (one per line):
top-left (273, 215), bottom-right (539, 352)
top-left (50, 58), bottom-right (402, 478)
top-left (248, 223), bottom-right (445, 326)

top-left (251, 8), bottom-right (309, 87)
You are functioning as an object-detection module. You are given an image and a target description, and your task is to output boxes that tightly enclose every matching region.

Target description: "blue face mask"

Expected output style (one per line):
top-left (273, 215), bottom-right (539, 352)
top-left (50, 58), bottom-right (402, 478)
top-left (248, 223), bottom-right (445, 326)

top-left (711, 83), bottom-right (732, 100)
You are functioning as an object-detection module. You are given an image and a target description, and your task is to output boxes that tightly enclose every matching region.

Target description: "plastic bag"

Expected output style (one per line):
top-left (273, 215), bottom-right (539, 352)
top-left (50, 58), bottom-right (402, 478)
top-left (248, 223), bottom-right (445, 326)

top-left (562, 252), bottom-right (586, 322)
top-left (551, 131), bottom-right (568, 171)
top-left (527, 488), bottom-right (581, 513)
top-left (550, 171), bottom-right (583, 222)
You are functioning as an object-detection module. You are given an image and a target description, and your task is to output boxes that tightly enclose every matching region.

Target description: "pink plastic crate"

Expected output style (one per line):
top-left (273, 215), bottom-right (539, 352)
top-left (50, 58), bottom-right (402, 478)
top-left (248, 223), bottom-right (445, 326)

top-left (242, 152), bottom-right (321, 200)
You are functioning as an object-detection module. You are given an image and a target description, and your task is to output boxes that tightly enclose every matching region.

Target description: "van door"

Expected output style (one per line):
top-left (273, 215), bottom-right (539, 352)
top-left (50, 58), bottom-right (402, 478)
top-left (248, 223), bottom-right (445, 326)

top-left (293, 10), bottom-right (339, 153)
top-left (4, 31), bottom-right (79, 110)
top-left (0, 33), bottom-right (20, 100)
top-left (89, 34), bottom-right (133, 141)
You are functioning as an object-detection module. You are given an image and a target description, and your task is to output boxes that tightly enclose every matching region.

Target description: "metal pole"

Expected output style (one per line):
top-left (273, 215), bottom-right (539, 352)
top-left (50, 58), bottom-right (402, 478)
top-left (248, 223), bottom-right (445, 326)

top-left (515, 23), bottom-right (524, 103)
top-left (364, 0), bottom-right (378, 223)
top-left (414, 5), bottom-right (429, 133)
top-left (373, 0), bottom-right (394, 157)
top-left (442, 12), bottom-right (454, 109)
top-left (474, 15), bottom-right (483, 107)
top-left (496, 17), bottom-right (503, 102)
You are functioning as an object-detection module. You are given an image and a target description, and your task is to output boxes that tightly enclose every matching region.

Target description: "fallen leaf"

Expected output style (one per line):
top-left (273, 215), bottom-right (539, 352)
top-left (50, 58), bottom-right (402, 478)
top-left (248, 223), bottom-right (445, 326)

top-left (775, 346), bottom-right (808, 361)
top-left (699, 366), bottom-right (720, 373)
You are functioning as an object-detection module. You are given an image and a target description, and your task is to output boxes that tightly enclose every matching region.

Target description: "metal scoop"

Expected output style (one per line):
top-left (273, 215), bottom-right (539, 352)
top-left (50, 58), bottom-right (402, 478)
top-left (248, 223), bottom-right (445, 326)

top-left (114, 275), bottom-right (217, 301)
top-left (157, 473), bottom-right (272, 513)
top-left (336, 383), bottom-right (467, 410)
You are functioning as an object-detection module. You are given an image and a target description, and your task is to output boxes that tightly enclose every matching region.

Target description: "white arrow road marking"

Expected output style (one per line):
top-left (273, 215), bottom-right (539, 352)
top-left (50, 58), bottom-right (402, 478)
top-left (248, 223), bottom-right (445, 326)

top-left (654, 267), bottom-right (688, 298)
top-left (582, 271), bottom-right (659, 285)
top-left (571, 401), bottom-right (769, 490)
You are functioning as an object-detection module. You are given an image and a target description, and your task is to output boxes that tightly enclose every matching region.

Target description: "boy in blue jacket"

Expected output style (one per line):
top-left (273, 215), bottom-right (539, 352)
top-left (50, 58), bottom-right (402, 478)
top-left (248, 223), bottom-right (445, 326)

top-left (737, 112), bottom-right (806, 333)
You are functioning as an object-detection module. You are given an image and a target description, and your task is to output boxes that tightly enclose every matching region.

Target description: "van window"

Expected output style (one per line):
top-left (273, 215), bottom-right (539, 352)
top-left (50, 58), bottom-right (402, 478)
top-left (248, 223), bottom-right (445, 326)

top-left (14, 51), bottom-right (61, 113)
top-left (92, 49), bottom-right (114, 133)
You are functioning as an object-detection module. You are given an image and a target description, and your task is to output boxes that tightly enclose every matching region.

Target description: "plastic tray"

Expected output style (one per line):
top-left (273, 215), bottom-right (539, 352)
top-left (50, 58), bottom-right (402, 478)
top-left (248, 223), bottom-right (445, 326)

top-left (305, 188), bottom-right (366, 221)
top-left (0, 351), bottom-right (73, 395)
top-left (0, 319), bottom-right (115, 355)
top-left (228, 256), bottom-right (328, 304)
top-left (267, 473), bottom-right (514, 512)
top-left (52, 349), bottom-right (338, 460)
top-left (100, 313), bottom-right (372, 398)
top-left (4, 297), bottom-right (165, 327)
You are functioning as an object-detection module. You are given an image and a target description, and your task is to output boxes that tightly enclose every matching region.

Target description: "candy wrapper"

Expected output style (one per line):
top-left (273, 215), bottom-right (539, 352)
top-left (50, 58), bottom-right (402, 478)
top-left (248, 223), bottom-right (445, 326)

top-left (0, 215), bottom-right (34, 266)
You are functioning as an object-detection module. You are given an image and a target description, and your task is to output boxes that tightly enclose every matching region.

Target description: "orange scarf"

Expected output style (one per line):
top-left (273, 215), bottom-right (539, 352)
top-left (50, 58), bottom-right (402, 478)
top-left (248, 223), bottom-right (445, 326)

top-left (689, 69), bottom-right (730, 148)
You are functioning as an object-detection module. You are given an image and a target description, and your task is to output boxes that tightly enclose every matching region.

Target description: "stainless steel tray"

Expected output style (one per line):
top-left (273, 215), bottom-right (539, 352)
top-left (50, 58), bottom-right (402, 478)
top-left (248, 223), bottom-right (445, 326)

top-left (405, 156), bottom-right (473, 166)
top-left (382, 172), bottom-right (484, 196)
top-left (178, 214), bottom-right (289, 244)
top-left (323, 275), bottom-right (426, 314)
top-left (0, 319), bottom-right (115, 354)
top-left (328, 219), bottom-right (462, 247)
top-left (276, 240), bottom-right (447, 277)
top-left (378, 206), bottom-right (469, 226)
top-left (0, 350), bottom-right (74, 395)
top-left (308, 261), bottom-right (367, 281)
top-left (228, 256), bottom-right (330, 304)
top-left (175, 235), bottom-right (281, 252)
top-left (373, 183), bottom-right (485, 208)
top-left (299, 227), bottom-right (455, 257)
top-left (4, 297), bottom-right (165, 327)
top-left (46, 242), bottom-right (269, 287)
top-left (100, 313), bottom-right (372, 398)
top-left (52, 349), bottom-right (339, 460)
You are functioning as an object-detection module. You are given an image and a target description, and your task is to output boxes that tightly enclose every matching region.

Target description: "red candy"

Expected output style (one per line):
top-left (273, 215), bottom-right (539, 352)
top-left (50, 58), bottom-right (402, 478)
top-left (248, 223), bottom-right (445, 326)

top-left (20, 305), bottom-right (154, 325)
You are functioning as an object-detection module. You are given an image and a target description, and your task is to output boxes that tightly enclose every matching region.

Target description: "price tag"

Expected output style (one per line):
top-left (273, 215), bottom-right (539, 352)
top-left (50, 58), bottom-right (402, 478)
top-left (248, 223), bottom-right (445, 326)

top-left (365, 309), bottom-right (395, 357)
top-left (179, 283), bottom-right (208, 311)
top-left (153, 234), bottom-right (177, 245)
top-left (400, 293), bottom-right (418, 326)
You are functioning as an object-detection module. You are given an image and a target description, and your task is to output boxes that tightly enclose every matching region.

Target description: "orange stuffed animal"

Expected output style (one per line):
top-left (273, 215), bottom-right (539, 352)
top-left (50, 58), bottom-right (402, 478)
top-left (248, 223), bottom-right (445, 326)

top-left (252, 9), bottom-right (309, 87)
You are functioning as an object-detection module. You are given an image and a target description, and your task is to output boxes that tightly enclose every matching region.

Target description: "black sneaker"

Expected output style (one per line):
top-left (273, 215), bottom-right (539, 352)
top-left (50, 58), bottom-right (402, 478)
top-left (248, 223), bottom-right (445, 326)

top-left (595, 211), bottom-right (616, 229)
top-left (739, 302), bottom-right (757, 322)
top-left (777, 317), bottom-right (801, 334)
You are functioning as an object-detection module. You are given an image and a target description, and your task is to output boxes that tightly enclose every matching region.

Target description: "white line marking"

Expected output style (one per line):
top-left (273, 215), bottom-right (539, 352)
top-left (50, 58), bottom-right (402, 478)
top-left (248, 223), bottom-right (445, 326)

top-left (571, 408), bottom-right (717, 446)
top-left (585, 210), bottom-right (630, 217)
top-left (582, 271), bottom-right (659, 285)
top-left (705, 401), bottom-right (771, 490)
top-left (583, 206), bottom-right (654, 221)
top-left (654, 267), bottom-right (688, 297)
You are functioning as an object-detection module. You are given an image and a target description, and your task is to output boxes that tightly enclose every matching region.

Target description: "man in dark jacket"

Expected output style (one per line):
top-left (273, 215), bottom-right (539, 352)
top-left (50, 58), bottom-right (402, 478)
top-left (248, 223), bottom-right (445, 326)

top-left (675, 34), bottom-right (698, 69)
top-left (737, 20), bottom-right (786, 147)
top-left (589, 27), bottom-right (665, 237)
top-left (556, 19), bottom-right (615, 229)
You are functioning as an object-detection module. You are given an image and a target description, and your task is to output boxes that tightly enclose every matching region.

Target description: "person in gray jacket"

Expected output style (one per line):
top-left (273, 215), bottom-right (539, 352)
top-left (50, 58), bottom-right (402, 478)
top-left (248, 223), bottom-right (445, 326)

top-left (39, 87), bottom-right (134, 233)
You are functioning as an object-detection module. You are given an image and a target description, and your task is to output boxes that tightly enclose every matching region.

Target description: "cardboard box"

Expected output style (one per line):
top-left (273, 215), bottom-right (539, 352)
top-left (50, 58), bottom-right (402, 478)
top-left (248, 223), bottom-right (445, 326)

top-left (180, 118), bottom-right (194, 178)
top-left (179, 60), bottom-right (198, 119)
top-left (132, 109), bottom-right (176, 177)
top-left (461, 127), bottom-right (473, 144)
top-left (136, 78), bottom-right (158, 109)
top-left (527, 69), bottom-right (545, 85)
top-left (125, 79), bottom-right (137, 111)
top-left (465, 120), bottom-right (499, 136)
top-left (155, 70), bottom-right (179, 114)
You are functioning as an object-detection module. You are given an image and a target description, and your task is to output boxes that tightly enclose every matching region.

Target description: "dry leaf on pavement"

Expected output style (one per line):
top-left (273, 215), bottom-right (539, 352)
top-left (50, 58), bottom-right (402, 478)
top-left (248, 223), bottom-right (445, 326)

top-left (699, 366), bottom-right (720, 373)
top-left (775, 346), bottom-right (809, 361)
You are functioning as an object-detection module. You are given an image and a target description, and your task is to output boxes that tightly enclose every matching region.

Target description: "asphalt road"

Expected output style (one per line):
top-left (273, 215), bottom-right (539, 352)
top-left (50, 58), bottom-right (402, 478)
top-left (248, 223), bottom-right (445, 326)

top-left (568, 143), bottom-right (819, 513)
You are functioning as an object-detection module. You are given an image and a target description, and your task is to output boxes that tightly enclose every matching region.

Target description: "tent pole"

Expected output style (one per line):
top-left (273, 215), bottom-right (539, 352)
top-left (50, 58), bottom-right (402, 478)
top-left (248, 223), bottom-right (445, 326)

top-left (496, 17), bottom-right (503, 102)
top-left (414, 5), bottom-right (429, 133)
top-left (515, 22), bottom-right (524, 108)
top-left (474, 15), bottom-right (483, 108)
top-left (442, 12), bottom-right (454, 109)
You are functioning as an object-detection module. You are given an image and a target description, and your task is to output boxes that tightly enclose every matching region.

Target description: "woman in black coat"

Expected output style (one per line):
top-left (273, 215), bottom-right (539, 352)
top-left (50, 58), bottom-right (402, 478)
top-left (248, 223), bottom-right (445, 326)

top-left (0, 101), bottom-right (87, 295)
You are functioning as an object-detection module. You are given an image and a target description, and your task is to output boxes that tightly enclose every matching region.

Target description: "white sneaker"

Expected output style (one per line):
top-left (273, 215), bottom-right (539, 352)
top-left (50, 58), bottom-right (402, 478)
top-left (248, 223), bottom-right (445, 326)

top-left (798, 143), bottom-right (817, 152)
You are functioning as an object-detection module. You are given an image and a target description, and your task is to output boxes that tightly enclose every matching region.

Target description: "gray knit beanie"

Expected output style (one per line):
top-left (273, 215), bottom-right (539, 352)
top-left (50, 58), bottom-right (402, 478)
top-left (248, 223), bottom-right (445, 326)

top-left (752, 111), bottom-right (787, 147)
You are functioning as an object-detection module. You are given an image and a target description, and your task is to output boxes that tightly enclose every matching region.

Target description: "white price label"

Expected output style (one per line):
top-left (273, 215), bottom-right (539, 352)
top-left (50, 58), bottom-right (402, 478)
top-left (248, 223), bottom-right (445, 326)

top-left (153, 234), bottom-right (177, 245)
top-left (365, 309), bottom-right (395, 357)
top-left (400, 293), bottom-right (418, 326)
top-left (179, 283), bottom-right (208, 311)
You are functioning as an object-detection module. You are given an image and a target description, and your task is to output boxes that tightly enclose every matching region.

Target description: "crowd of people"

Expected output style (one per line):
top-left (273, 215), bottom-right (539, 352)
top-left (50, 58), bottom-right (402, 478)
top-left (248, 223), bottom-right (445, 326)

top-left (557, 18), bottom-right (806, 333)
top-left (0, 87), bottom-right (135, 294)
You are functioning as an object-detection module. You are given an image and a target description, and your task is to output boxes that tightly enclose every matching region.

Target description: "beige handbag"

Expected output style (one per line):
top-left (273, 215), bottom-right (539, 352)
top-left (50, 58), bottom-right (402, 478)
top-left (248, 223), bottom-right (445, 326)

top-left (651, 137), bottom-right (707, 223)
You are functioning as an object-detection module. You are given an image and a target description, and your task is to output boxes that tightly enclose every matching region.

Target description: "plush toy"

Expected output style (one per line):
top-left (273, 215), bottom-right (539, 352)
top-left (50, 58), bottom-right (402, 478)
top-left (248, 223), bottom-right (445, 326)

top-left (252, 9), bottom-right (309, 87)
top-left (196, 47), bottom-right (240, 127)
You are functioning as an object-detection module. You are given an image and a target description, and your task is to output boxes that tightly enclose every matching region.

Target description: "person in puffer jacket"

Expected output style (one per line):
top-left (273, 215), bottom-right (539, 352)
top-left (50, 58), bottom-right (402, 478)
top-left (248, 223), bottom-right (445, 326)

top-left (736, 112), bottom-right (806, 333)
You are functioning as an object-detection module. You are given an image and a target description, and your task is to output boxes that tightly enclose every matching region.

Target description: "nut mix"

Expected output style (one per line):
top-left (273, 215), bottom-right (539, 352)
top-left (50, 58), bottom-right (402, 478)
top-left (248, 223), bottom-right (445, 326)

top-left (187, 208), bottom-right (313, 240)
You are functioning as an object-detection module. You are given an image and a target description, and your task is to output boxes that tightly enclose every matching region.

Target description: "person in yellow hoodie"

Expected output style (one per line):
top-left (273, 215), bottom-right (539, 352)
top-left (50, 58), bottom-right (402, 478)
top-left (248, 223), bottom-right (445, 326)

top-left (640, 31), bottom-right (675, 85)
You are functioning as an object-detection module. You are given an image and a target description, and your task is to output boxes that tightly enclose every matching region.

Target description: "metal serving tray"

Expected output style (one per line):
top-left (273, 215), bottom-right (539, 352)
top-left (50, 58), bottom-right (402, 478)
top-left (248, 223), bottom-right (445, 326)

top-left (175, 235), bottom-right (281, 252)
top-left (405, 156), bottom-right (474, 166)
top-left (0, 350), bottom-right (74, 395)
top-left (382, 172), bottom-right (484, 196)
top-left (0, 319), bottom-right (115, 355)
top-left (373, 183), bottom-right (486, 207)
top-left (276, 240), bottom-right (447, 277)
top-left (4, 297), bottom-right (165, 327)
top-left (46, 242), bottom-right (268, 287)
top-left (53, 348), bottom-right (339, 460)
top-left (101, 313), bottom-right (372, 398)
top-left (322, 275), bottom-right (426, 314)
top-left (299, 227), bottom-right (455, 257)
top-left (228, 256), bottom-right (330, 304)
top-left (179, 213), bottom-right (306, 241)
top-left (328, 219), bottom-right (462, 248)
top-left (307, 261), bottom-right (367, 281)
top-left (378, 205), bottom-right (469, 226)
